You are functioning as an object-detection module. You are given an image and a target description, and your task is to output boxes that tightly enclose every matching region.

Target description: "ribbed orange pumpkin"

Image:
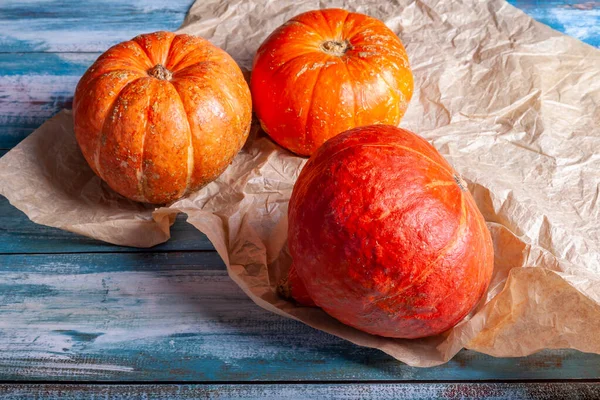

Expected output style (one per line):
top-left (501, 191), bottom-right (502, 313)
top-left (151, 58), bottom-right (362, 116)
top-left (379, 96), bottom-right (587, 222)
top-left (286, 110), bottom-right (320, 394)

top-left (73, 31), bottom-right (252, 204)
top-left (287, 125), bottom-right (494, 339)
top-left (251, 8), bottom-right (413, 156)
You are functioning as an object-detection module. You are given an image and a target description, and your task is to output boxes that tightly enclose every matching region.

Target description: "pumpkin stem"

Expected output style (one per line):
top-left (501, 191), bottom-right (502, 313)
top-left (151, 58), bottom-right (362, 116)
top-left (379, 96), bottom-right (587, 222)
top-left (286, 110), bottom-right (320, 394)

top-left (320, 39), bottom-right (351, 56)
top-left (148, 64), bottom-right (172, 81)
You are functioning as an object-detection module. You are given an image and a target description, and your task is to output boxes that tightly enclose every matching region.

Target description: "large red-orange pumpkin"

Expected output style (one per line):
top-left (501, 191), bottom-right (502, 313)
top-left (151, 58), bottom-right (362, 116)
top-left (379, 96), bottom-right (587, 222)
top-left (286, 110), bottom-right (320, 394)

top-left (251, 9), bottom-right (414, 156)
top-left (287, 125), bottom-right (494, 339)
top-left (73, 31), bottom-right (252, 204)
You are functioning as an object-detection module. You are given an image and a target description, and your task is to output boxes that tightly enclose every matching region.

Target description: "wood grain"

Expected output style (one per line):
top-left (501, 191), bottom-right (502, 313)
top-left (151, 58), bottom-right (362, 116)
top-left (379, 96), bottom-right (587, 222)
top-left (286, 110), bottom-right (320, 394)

top-left (0, 2), bottom-right (598, 149)
top-left (0, 0), bottom-right (596, 53)
top-left (0, 0), bottom-right (194, 52)
top-left (1, 0), bottom-right (599, 390)
top-left (511, 0), bottom-right (600, 47)
top-left (0, 196), bottom-right (214, 254)
top-left (1, 383), bottom-right (599, 399)
top-left (1, 252), bottom-right (600, 381)
top-left (0, 53), bottom-right (95, 148)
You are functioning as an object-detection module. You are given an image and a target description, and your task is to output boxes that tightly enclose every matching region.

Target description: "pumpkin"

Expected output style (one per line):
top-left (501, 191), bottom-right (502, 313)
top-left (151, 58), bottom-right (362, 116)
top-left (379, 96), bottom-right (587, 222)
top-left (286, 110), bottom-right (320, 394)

top-left (286, 125), bottom-right (494, 339)
top-left (251, 8), bottom-right (413, 156)
top-left (73, 31), bottom-right (252, 204)
top-left (277, 263), bottom-right (316, 307)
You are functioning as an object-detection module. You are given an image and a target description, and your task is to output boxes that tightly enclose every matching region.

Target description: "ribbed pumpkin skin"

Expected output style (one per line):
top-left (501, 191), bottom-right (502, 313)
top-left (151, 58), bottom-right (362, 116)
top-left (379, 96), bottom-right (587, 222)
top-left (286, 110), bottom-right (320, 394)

top-left (288, 125), bottom-right (494, 339)
top-left (251, 8), bottom-right (413, 156)
top-left (73, 31), bottom-right (252, 204)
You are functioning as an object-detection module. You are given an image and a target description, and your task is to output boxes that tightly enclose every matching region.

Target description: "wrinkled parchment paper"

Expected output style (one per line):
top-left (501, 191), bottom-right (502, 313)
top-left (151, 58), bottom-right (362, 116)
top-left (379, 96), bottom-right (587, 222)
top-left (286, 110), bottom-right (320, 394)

top-left (1, 0), bottom-right (600, 367)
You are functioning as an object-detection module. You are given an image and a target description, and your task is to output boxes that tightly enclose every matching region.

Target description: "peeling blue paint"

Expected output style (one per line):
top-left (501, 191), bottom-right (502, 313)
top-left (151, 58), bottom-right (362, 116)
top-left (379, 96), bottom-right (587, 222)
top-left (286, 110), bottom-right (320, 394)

top-left (0, 284), bottom-right (58, 302)
top-left (0, 197), bottom-right (214, 253)
top-left (54, 330), bottom-right (104, 343)
top-left (508, 0), bottom-right (600, 47)
top-left (0, 0), bottom-right (599, 389)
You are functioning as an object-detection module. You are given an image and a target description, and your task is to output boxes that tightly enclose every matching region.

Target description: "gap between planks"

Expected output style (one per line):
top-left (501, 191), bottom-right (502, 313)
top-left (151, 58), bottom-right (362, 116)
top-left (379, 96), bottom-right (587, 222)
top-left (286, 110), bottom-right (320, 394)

top-left (0, 379), bottom-right (600, 385)
top-left (0, 382), bottom-right (599, 400)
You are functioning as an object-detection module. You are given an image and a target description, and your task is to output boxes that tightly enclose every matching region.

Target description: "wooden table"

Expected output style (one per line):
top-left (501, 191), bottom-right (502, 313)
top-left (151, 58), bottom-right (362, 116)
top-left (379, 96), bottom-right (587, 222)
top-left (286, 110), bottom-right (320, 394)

top-left (1, 1), bottom-right (599, 398)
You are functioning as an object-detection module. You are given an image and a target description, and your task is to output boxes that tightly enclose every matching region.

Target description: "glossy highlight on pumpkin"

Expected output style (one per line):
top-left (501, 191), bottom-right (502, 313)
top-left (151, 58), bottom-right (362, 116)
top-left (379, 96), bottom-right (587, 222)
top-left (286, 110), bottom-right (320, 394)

top-left (287, 125), bottom-right (494, 339)
top-left (251, 8), bottom-right (414, 156)
top-left (73, 31), bottom-right (252, 204)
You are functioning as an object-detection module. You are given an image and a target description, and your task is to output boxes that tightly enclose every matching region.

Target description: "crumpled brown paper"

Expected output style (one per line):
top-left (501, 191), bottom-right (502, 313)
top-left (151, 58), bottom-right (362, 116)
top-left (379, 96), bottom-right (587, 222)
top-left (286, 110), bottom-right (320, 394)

top-left (1, 0), bottom-right (599, 367)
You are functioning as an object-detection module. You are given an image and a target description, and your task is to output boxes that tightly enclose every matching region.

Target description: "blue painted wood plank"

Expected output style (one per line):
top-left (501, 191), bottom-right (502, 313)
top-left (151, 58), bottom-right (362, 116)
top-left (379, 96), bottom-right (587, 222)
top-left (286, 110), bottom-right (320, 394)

top-left (1, 252), bottom-right (600, 381)
top-left (0, 0), bottom-right (597, 53)
top-left (0, 53), bottom-right (96, 149)
top-left (1, 3), bottom-right (599, 148)
top-left (0, 0), bottom-right (194, 52)
top-left (508, 0), bottom-right (600, 48)
top-left (0, 196), bottom-right (214, 254)
top-left (0, 0), bottom-right (599, 386)
top-left (0, 0), bottom-right (589, 56)
top-left (0, 52), bottom-right (97, 76)
top-left (1, 383), bottom-right (600, 399)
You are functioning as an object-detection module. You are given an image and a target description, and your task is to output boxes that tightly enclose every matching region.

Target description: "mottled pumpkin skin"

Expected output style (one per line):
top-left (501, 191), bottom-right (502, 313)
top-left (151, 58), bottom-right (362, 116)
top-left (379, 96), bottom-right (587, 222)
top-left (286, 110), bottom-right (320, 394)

top-left (73, 31), bottom-right (252, 204)
top-left (251, 9), bottom-right (413, 156)
top-left (287, 126), bottom-right (494, 339)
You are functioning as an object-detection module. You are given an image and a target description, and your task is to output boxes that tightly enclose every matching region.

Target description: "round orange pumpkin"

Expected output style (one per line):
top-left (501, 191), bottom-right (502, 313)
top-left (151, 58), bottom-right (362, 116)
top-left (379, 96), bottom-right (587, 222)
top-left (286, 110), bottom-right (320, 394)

top-left (73, 31), bottom-right (252, 204)
top-left (287, 125), bottom-right (494, 339)
top-left (251, 8), bottom-right (414, 156)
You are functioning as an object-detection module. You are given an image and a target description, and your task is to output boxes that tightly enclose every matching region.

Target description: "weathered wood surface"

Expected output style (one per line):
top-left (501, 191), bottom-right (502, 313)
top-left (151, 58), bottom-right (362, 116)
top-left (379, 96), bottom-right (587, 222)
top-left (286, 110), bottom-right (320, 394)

top-left (0, 1), bottom-right (598, 149)
top-left (513, 0), bottom-right (600, 48)
top-left (1, 0), bottom-right (599, 394)
top-left (1, 252), bottom-right (600, 381)
top-left (0, 197), bottom-right (214, 254)
top-left (0, 0), bottom-right (596, 53)
top-left (0, 0), bottom-right (195, 52)
top-left (0, 54), bottom-right (95, 149)
top-left (1, 383), bottom-right (600, 399)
